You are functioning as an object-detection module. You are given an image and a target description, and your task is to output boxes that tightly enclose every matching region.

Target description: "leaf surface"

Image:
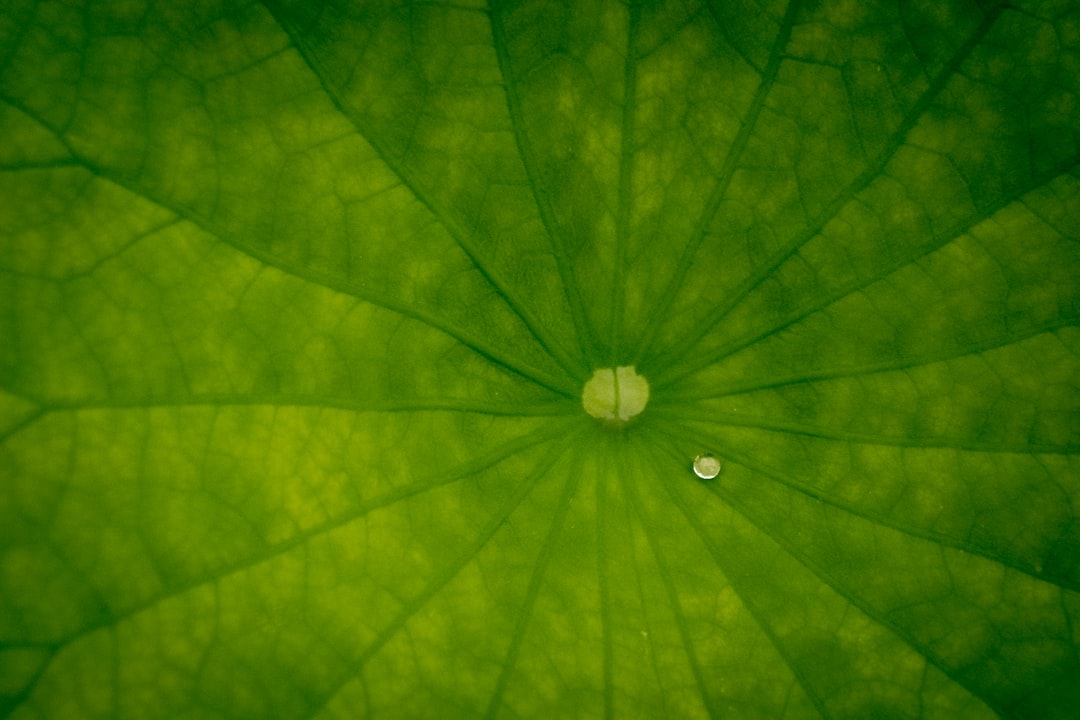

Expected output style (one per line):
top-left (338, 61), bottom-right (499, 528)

top-left (1, 0), bottom-right (1078, 717)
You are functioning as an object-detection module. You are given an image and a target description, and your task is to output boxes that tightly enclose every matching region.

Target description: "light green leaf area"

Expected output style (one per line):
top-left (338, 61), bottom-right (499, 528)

top-left (2, 0), bottom-right (1079, 717)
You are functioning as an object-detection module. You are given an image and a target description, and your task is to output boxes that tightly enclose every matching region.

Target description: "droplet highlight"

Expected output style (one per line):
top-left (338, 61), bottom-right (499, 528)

top-left (693, 454), bottom-right (721, 479)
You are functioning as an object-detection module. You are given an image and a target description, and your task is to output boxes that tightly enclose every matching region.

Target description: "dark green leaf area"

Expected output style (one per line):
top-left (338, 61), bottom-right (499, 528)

top-left (1, 0), bottom-right (1078, 719)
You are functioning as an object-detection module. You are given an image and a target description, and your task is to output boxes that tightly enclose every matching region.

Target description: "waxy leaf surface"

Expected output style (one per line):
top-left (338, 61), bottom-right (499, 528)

top-left (1, 0), bottom-right (1079, 717)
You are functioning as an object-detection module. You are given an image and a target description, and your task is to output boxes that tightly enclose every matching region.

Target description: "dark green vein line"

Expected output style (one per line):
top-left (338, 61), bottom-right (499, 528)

top-left (21, 419), bottom-right (572, 687)
top-left (260, 1), bottom-right (585, 383)
top-left (215, 220), bottom-right (578, 397)
top-left (655, 153), bottom-right (1080, 391)
top-left (618, 443), bottom-right (716, 717)
top-left (0, 408), bottom-right (45, 445)
top-left (1058, 591), bottom-right (1080, 669)
top-left (702, 0), bottom-right (763, 74)
top-left (643, 427), bottom-right (1006, 720)
top-left (224, 225), bottom-right (573, 396)
top-left (60, 218), bottom-right (183, 283)
top-left (403, 1), bottom-right (485, 11)
top-left (595, 448), bottom-right (615, 720)
top-left (613, 443), bottom-right (669, 705)
top-left (484, 445), bottom-right (582, 719)
top-left (44, 533), bottom-right (114, 634)
top-left (0, 1), bottom-right (34, 71)
top-left (649, 4), bottom-right (1006, 379)
top-left (61, 287), bottom-right (114, 396)
top-left (130, 412), bottom-right (171, 589)
top-left (632, 0), bottom-right (803, 367)
top-left (653, 320), bottom-right (1076, 401)
top-left (0, 159), bottom-right (81, 172)
top-left (639, 433), bottom-right (832, 720)
top-left (610, 2), bottom-right (640, 365)
top-left (0, 647), bottom-right (54, 720)
top-left (650, 422), bottom-right (1080, 593)
top-left (0, 641), bottom-right (55, 650)
top-left (488, 2), bottom-right (595, 374)
top-left (0, 92), bottom-right (579, 397)
top-left (647, 409), bottom-right (1079, 455)
top-left (696, 470), bottom-right (1008, 716)
top-left (19, 394), bottom-right (574, 419)
top-left (308, 431), bottom-right (578, 720)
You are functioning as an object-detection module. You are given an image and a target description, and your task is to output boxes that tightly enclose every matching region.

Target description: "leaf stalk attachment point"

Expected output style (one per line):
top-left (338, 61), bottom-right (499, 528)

top-left (582, 366), bottom-right (649, 428)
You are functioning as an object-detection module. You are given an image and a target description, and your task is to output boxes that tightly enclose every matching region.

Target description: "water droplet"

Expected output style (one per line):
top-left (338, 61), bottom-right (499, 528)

top-left (693, 454), bottom-right (721, 479)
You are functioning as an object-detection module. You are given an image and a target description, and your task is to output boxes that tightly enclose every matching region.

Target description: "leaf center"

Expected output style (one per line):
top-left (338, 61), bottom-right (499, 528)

top-left (582, 366), bottom-right (649, 427)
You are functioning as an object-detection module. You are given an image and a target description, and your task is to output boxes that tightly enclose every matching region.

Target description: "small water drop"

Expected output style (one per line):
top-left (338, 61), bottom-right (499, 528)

top-left (693, 454), bottom-right (721, 480)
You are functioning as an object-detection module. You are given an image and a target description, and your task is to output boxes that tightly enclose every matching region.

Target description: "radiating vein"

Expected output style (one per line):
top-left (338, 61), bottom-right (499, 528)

top-left (14, 419), bottom-right (576, 705)
top-left (0, 93), bottom-right (579, 397)
top-left (654, 320), bottom-right (1076, 402)
top-left (488, 1), bottom-right (595, 374)
top-left (639, 433), bottom-right (832, 719)
top-left (655, 153), bottom-right (1080, 391)
top-left (614, 448), bottom-right (670, 708)
top-left (306, 431), bottom-right (578, 720)
top-left (14, 394), bottom-right (574, 419)
top-left (693, 467), bottom-right (1011, 715)
top-left (633, 0), bottom-right (803, 366)
top-left (0, 646), bottom-right (56, 719)
top-left (649, 428), bottom-right (1005, 717)
top-left (0, 159), bottom-right (81, 172)
top-left (651, 4), bottom-right (1006, 378)
top-left (0, 408), bottom-right (45, 444)
top-left (702, 0), bottom-right (763, 74)
top-left (484, 444), bottom-right (582, 719)
top-left (261, 0), bottom-right (586, 383)
top-left (595, 449), bottom-right (615, 720)
top-left (651, 422), bottom-right (1080, 592)
top-left (610, 2), bottom-right (640, 365)
top-left (618, 443), bottom-right (716, 717)
top-left (648, 407), bottom-right (1079, 455)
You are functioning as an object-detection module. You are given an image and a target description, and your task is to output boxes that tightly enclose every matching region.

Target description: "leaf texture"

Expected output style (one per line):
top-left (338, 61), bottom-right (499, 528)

top-left (1, 0), bottom-right (1078, 717)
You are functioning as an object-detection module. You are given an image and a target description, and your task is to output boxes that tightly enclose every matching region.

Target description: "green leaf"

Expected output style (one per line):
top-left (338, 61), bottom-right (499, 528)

top-left (2, 0), bottom-right (1078, 717)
